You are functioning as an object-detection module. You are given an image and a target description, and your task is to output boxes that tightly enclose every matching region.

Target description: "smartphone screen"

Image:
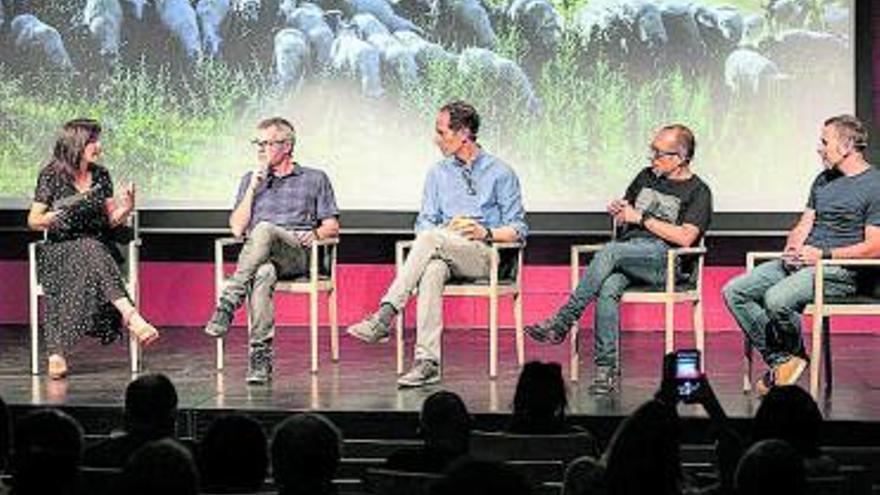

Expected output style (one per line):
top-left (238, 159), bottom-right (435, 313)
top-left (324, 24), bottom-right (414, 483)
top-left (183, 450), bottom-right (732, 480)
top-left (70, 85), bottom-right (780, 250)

top-left (675, 349), bottom-right (702, 399)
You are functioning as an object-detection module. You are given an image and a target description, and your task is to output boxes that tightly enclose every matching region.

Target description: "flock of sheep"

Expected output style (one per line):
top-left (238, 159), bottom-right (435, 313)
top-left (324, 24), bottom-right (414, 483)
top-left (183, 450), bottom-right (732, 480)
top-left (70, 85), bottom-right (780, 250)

top-left (0, 0), bottom-right (852, 113)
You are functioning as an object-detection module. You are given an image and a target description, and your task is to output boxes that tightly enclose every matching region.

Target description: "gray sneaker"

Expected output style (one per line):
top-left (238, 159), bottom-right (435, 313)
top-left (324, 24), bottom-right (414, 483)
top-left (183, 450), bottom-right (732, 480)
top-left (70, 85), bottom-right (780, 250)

top-left (246, 366), bottom-right (272, 385)
top-left (587, 365), bottom-right (617, 395)
top-left (397, 359), bottom-right (441, 388)
top-left (346, 313), bottom-right (391, 344)
top-left (204, 301), bottom-right (234, 338)
top-left (246, 349), bottom-right (273, 385)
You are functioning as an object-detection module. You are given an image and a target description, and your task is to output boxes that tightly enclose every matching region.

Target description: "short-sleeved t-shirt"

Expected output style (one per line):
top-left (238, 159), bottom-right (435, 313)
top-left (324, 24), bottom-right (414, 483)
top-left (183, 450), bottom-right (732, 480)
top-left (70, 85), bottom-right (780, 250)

top-left (619, 167), bottom-right (713, 243)
top-left (33, 163), bottom-right (114, 242)
top-left (805, 166), bottom-right (880, 249)
top-left (234, 163), bottom-right (339, 232)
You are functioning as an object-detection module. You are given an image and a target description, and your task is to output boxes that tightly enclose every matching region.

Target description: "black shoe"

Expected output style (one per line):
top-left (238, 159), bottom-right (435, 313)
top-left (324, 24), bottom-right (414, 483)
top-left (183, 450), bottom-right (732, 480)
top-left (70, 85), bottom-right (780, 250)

top-left (204, 300), bottom-right (235, 338)
top-left (524, 316), bottom-right (571, 345)
top-left (587, 366), bottom-right (617, 395)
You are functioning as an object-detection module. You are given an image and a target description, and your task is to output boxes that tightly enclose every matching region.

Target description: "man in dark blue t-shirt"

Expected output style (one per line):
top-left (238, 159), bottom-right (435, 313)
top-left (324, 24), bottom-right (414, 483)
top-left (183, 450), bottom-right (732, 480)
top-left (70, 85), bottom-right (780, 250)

top-left (525, 124), bottom-right (713, 394)
top-left (203, 117), bottom-right (340, 384)
top-left (724, 115), bottom-right (880, 395)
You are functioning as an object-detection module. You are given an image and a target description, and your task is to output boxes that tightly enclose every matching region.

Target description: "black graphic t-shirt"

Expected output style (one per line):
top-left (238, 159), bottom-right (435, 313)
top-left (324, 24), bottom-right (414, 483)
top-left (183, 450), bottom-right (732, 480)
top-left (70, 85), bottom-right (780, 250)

top-left (619, 167), bottom-right (713, 243)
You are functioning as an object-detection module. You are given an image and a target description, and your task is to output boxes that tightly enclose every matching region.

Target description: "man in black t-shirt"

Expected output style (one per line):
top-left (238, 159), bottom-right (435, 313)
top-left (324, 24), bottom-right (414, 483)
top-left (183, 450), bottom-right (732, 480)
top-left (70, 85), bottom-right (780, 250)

top-left (525, 124), bottom-right (713, 394)
top-left (723, 115), bottom-right (880, 395)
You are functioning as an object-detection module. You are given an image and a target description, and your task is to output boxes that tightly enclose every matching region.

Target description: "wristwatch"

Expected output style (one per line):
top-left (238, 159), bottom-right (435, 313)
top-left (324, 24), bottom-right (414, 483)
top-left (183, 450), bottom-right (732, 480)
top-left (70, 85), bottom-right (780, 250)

top-left (822, 247), bottom-right (833, 259)
top-left (639, 212), bottom-right (651, 228)
top-left (484, 227), bottom-right (494, 244)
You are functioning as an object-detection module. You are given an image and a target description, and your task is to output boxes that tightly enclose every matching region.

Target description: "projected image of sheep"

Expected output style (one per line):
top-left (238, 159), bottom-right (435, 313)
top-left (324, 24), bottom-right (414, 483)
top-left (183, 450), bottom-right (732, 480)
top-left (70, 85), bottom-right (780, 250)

top-left (0, 0), bottom-right (854, 211)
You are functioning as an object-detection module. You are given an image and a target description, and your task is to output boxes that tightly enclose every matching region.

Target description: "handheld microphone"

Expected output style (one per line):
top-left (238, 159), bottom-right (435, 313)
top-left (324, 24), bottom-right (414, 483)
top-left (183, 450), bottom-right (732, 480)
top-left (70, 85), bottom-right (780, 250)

top-left (265, 165), bottom-right (276, 189)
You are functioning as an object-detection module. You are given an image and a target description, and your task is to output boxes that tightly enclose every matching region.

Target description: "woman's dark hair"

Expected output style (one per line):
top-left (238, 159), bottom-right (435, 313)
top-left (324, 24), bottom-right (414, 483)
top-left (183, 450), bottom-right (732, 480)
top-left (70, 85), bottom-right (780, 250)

top-left (420, 391), bottom-right (472, 456)
top-left (603, 399), bottom-right (682, 495)
top-left (11, 408), bottom-right (84, 495)
top-left (48, 118), bottom-right (102, 179)
top-left (752, 385), bottom-right (824, 458)
top-left (119, 439), bottom-right (199, 495)
top-left (509, 361), bottom-right (568, 433)
top-left (198, 414), bottom-right (268, 493)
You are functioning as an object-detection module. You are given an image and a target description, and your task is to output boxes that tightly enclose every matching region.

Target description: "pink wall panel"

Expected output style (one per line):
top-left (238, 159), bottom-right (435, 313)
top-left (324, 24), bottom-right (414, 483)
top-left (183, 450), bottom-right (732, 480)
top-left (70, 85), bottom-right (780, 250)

top-left (3, 261), bottom-right (879, 334)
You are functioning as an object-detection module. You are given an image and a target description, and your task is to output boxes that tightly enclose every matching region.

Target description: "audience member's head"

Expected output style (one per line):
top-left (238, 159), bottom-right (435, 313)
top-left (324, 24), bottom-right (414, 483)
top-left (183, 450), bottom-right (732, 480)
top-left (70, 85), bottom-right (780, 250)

top-left (734, 439), bottom-right (805, 495)
top-left (431, 458), bottom-right (532, 495)
top-left (124, 373), bottom-right (178, 438)
top-left (119, 438), bottom-right (199, 495)
top-left (510, 361), bottom-right (568, 433)
top-left (752, 385), bottom-right (823, 459)
top-left (272, 413), bottom-right (342, 495)
top-left (602, 399), bottom-right (682, 495)
top-left (11, 409), bottom-right (84, 495)
top-left (199, 414), bottom-right (268, 493)
top-left (0, 395), bottom-right (10, 473)
top-left (420, 391), bottom-right (472, 457)
top-left (563, 456), bottom-right (606, 495)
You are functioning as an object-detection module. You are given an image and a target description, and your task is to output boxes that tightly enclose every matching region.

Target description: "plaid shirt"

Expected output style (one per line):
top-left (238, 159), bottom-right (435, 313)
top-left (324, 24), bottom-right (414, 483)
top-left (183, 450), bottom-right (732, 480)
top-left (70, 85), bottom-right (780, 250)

top-left (234, 163), bottom-right (339, 232)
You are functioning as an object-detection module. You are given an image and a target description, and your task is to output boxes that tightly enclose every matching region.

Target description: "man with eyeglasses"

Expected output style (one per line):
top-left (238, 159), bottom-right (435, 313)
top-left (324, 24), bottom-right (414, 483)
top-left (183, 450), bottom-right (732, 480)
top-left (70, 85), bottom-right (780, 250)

top-left (346, 100), bottom-right (528, 387)
top-left (525, 124), bottom-right (712, 394)
top-left (204, 117), bottom-right (340, 384)
top-left (724, 115), bottom-right (880, 395)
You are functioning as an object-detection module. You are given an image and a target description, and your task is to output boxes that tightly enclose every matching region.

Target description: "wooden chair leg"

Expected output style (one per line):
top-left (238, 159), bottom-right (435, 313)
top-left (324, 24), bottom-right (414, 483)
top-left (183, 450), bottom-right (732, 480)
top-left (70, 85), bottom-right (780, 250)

top-left (570, 323), bottom-right (580, 382)
top-left (310, 288), bottom-right (319, 374)
top-left (30, 292), bottom-right (39, 376)
top-left (693, 299), bottom-right (705, 368)
top-left (514, 292), bottom-right (524, 366)
top-left (489, 293), bottom-right (499, 379)
top-left (396, 312), bottom-right (405, 375)
top-left (810, 310), bottom-right (823, 399)
top-left (742, 339), bottom-right (753, 393)
top-left (822, 317), bottom-right (832, 396)
top-left (216, 338), bottom-right (225, 371)
top-left (129, 335), bottom-right (140, 375)
top-left (664, 300), bottom-right (674, 354)
top-left (329, 288), bottom-right (339, 363)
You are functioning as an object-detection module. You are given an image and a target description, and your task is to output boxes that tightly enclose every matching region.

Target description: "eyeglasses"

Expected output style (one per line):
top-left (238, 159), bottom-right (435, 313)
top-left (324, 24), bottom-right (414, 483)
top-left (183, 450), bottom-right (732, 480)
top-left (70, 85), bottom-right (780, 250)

top-left (461, 168), bottom-right (477, 196)
top-left (251, 139), bottom-right (290, 149)
top-left (648, 147), bottom-right (681, 161)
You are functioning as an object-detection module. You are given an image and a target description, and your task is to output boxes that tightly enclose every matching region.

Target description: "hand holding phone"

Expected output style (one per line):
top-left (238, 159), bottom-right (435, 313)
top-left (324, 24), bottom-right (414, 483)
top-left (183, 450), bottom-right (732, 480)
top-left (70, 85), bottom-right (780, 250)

top-left (674, 349), bottom-right (702, 403)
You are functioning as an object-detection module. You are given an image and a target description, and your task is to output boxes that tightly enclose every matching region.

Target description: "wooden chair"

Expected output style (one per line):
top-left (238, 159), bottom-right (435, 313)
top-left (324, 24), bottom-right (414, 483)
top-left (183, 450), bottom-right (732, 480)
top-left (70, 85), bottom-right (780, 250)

top-left (394, 241), bottom-right (525, 378)
top-left (743, 252), bottom-right (880, 398)
top-left (214, 236), bottom-right (339, 373)
top-left (569, 241), bottom-right (706, 381)
top-left (28, 212), bottom-right (142, 375)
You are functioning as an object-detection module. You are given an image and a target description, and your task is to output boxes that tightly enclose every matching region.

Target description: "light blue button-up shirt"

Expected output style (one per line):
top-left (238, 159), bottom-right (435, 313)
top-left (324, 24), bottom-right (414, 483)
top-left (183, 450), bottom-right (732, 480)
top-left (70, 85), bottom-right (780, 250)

top-left (415, 151), bottom-right (528, 240)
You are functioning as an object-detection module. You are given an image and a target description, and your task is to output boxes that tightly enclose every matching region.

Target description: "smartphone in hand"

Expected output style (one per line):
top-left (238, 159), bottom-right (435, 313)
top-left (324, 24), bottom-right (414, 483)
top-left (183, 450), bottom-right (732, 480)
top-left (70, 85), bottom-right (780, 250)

top-left (674, 349), bottom-right (702, 402)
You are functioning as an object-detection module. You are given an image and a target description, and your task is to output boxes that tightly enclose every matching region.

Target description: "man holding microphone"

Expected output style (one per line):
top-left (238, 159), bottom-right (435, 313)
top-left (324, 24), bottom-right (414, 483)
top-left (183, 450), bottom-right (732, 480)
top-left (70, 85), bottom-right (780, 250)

top-left (204, 117), bottom-right (340, 384)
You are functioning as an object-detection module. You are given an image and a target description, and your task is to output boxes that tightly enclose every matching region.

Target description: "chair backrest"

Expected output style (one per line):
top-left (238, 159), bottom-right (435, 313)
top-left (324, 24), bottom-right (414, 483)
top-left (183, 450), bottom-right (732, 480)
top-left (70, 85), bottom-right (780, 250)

top-left (470, 430), bottom-right (599, 463)
top-left (363, 468), bottom-right (442, 495)
top-left (611, 220), bottom-right (704, 289)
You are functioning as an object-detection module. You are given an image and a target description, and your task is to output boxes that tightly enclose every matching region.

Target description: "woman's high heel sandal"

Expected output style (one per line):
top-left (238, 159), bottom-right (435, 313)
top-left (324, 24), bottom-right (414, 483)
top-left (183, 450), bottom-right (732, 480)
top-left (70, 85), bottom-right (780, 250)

top-left (124, 310), bottom-right (160, 347)
top-left (48, 354), bottom-right (68, 380)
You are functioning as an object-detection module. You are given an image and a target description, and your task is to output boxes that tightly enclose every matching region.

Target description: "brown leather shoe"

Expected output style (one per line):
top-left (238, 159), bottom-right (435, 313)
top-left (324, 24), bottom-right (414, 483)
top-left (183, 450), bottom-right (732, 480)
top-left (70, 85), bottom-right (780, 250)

top-left (775, 356), bottom-right (807, 386)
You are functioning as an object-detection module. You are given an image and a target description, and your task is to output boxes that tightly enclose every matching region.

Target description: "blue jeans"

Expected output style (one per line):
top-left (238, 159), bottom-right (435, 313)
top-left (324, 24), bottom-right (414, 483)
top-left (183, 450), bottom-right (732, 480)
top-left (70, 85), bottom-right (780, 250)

top-left (557, 238), bottom-right (674, 367)
top-left (722, 259), bottom-right (856, 368)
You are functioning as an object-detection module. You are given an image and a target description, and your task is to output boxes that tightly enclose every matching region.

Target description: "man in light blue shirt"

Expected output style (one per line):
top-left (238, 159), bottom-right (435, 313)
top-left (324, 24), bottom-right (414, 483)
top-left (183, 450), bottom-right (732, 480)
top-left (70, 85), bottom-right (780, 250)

top-left (347, 101), bottom-right (528, 387)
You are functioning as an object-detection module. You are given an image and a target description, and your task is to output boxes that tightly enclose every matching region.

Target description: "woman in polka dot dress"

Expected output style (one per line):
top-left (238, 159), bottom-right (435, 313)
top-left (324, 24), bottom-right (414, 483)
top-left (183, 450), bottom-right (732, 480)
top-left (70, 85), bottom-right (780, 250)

top-left (26, 119), bottom-right (159, 379)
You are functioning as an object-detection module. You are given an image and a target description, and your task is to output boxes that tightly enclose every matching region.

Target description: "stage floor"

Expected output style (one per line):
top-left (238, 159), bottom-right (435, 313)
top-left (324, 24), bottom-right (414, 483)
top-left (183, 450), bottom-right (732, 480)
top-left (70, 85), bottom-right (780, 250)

top-left (1, 325), bottom-right (879, 422)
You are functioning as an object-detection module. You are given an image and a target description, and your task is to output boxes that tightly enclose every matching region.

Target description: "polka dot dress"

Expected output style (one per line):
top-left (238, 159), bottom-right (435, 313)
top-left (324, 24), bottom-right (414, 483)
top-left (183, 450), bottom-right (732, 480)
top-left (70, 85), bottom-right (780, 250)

top-left (34, 163), bottom-right (130, 355)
